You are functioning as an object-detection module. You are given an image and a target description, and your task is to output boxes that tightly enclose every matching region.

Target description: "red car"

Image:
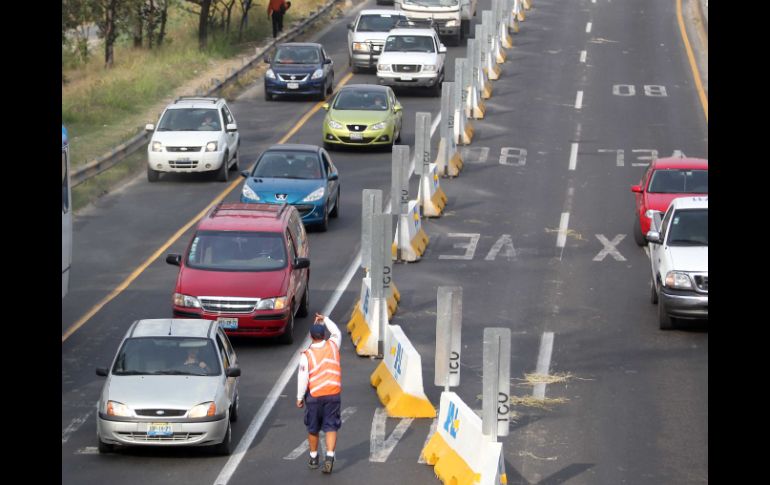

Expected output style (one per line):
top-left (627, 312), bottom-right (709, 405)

top-left (166, 203), bottom-right (310, 344)
top-left (631, 157), bottom-right (708, 245)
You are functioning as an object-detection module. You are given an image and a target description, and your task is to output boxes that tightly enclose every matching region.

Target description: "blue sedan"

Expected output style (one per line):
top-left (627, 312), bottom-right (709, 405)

top-left (264, 43), bottom-right (335, 101)
top-left (240, 144), bottom-right (340, 231)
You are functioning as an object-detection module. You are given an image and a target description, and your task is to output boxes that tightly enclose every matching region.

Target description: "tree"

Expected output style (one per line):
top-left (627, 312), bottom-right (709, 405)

top-left (95, 0), bottom-right (120, 67)
top-left (237, 0), bottom-right (254, 41)
top-left (185, 0), bottom-right (213, 51)
top-left (63, 0), bottom-right (98, 62)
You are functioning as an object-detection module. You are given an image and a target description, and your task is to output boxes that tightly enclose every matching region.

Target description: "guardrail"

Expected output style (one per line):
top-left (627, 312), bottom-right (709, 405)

top-left (71, 0), bottom-right (342, 188)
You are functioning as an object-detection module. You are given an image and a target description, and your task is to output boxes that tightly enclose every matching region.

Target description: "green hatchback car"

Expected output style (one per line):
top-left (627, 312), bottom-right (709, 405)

top-left (322, 84), bottom-right (403, 149)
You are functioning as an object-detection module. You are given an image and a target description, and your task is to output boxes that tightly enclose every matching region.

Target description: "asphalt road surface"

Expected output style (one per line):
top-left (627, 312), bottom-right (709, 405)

top-left (62, 0), bottom-right (708, 483)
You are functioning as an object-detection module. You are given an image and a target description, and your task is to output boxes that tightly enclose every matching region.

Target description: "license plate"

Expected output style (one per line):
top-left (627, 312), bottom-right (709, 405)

top-left (147, 423), bottom-right (173, 437)
top-left (349, 133), bottom-right (363, 140)
top-left (287, 82), bottom-right (299, 89)
top-left (217, 317), bottom-right (238, 330)
top-left (400, 76), bottom-right (413, 81)
top-left (373, 45), bottom-right (381, 52)
top-left (176, 157), bottom-right (191, 162)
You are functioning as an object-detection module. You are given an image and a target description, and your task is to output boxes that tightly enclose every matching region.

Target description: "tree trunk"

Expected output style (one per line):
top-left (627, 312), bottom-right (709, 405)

top-left (157, 0), bottom-right (168, 46)
top-left (147, 0), bottom-right (156, 49)
top-left (238, 0), bottom-right (251, 41)
top-left (104, 0), bottom-right (117, 67)
top-left (133, 4), bottom-right (143, 47)
top-left (198, 0), bottom-right (212, 50)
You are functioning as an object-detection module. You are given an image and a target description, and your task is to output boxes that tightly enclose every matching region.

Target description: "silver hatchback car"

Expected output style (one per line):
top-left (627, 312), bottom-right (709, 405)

top-left (95, 319), bottom-right (241, 454)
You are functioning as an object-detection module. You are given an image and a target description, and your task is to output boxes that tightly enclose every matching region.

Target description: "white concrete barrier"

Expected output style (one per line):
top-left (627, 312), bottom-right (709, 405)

top-left (370, 324), bottom-right (436, 418)
top-left (422, 392), bottom-right (507, 485)
top-left (454, 59), bottom-right (474, 145)
top-left (393, 200), bottom-right (429, 262)
top-left (346, 275), bottom-right (380, 355)
top-left (481, 15), bottom-right (502, 81)
top-left (467, 39), bottom-right (487, 118)
top-left (418, 163), bottom-right (448, 217)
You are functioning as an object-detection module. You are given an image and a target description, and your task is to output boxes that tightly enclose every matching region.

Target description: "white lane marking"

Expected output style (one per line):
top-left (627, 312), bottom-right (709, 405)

top-left (580, 50), bottom-right (587, 63)
top-left (62, 410), bottom-right (93, 444)
top-left (439, 233), bottom-right (481, 260)
top-left (575, 91), bottom-right (583, 110)
top-left (533, 332), bottom-right (555, 399)
top-left (568, 142), bottom-right (579, 170)
top-left (75, 447), bottom-right (99, 455)
top-left (417, 418), bottom-right (438, 464)
top-left (283, 407), bottom-right (357, 459)
top-left (370, 407), bottom-right (415, 462)
top-left (586, 22), bottom-right (592, 33)
top-left (485, 234), bottom-right (516, 261)
top-left (593, 234), bottom-right (627, 261)
top-left (556, 213), bottom-right (570, 249)
top-left (592, 0), bottom-right (596, 3)
top-left (461, 146), bottom-right (489, 164)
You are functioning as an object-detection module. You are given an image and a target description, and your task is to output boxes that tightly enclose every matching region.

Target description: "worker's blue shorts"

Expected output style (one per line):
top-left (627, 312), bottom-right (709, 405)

top-left (303, 393), bottom-right (341, 434)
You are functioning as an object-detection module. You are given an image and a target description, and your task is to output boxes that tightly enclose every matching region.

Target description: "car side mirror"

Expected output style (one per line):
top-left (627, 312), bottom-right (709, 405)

top-left (631, 185), bottom-right (643, 193)
top-left (324, 58), bottom-right (332, 65)
top-left (240, 170), bottom-right (250, 178)
top-left (293, 257), bottom-right (310, 269)
top-left (166, 254), bottom-right (182, 266)
top-left (226, 123), bottom-right (237, 132)
top-left (393, 104), bottom-right (402, 113)
top-left (96, 367), bottom-right (108, 377)
top-left (145, 123), bottom-right (155, 132)
top-left (439, 44), bottom-right (447, 54)
top-left (328, 172), bottom-right (338, 181)
top-left (226, 367), bottom-right (241, 378)
top-left (645, 231), bottom-right (662, 244)
top-left (322, 103), bottom-right (330, 111)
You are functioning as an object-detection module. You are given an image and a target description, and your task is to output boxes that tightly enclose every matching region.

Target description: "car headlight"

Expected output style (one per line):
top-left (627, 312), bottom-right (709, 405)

top-left (266, 69), bottom-right (276, 79)
top-left (422, 65), bottom-right (437, 72)
top-left (664, 271), bottom-right (693, 290)
top-left (370, 122), bottom-right (387, 130)
top-left (445, 19), bottom-right (459, 27)
top-left (302, 187), bottom-right (325, 202)
top-left (106, 401), bottom-right (132, 417)
top-left (152, 141), bottom-right (163, 152)
top-left (377, 64), bottom-right (391, 72)
top-left (242, 184), bottom-right (260, 201)
top-left (311, 69), bottom-right (324, 80)
top-left (188, 402), bottom-right (216, 418)
top-left (173, 293), bottom-right (201, 308)
top-left (328, 119), bottom-right (343, 130)
top-left (257, 297), bottom-right (288, 310)
top-left (206, 141), bottom-right (218, 152)
top-left (352, 42), bottom-right (370, 52)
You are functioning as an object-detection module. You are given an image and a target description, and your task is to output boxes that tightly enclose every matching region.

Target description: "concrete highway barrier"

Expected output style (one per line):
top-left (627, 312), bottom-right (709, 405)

top-left (391, 145), bottom-right (429, 262)
top-left (415, 112), bottom-right (448, 217)
top-left (480, 18), bottom-right (502, 81)
top-left (435, 82), bottom-right (464, 177)
top-left (453, 59), bottom-right (474, 145)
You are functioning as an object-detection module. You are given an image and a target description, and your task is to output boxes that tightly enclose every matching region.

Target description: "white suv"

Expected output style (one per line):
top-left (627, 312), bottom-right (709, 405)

top-left (646, 196), bottom-right (708, 329)
top-left (146, 97), bottom-right (240, 182)
top-left (376, 27), bottom-right (446, 96)
top-left (348, 10), bottom-right (408, 72)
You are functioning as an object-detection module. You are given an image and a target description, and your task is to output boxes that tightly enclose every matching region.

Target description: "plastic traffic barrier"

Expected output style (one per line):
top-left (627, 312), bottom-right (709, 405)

top-left (370, 324), bottom-right (436, 418)
top-left (418, 163), bottom-right (448, 217)
top-left (393, 200), bottom-right (429, 262)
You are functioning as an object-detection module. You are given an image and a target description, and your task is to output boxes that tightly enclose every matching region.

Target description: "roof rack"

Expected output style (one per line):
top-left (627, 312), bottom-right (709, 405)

top-left (174, 96), bottom-right (219, 104)
top-left (394, 18), bottom-right (439, 32)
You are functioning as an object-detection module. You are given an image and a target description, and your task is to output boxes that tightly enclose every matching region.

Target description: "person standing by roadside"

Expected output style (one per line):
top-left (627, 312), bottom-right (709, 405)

top-left (267, 0), bottom-right (292, 38)
top-left (297, 313), bottom-right (342, 474)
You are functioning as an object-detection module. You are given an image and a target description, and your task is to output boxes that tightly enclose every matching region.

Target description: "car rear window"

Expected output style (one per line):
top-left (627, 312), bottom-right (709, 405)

top-left (112, 337), bottom-right (221, 376)
top-left (187, 231), bottom-right (287, 271)
top-left (647, 169), bottom-right (708, 194)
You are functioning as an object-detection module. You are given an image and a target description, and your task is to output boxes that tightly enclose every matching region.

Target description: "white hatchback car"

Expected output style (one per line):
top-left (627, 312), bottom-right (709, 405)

top-left (146, 97), bottom-right (240, 182)
top-left (376, 27), bottom-right (446, 96)
top-left (95, 319), bottom-right (241, 454)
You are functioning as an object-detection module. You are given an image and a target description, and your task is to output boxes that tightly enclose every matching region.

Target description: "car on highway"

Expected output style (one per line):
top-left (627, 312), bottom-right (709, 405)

top-left (322, 84), bottom-right (403, 149)
top-left (347, 9), bottom-right (408, 72)
top-left (646, 196), bottom-right (708, 329)
top-left (240, 144), bottom-right (340, 231)
top-left (145, 96), bottom-right (240, 183)
top-left (95, 319), bottom-right (241, 455)
top-left (264, 42), bottom-right (335, 101)
top-left (166, 203), bottom-right (310, 343)
top-left (631, 156), bottom-right (708, 245)
top-left (376, 27), bottom-right (446, 96)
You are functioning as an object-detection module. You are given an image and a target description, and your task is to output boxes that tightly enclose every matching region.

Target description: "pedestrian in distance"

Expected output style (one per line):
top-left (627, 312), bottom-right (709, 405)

top-left (297, 313), bottom-right (342, 474)
top-left (267, 0), bottom-right (292, 38)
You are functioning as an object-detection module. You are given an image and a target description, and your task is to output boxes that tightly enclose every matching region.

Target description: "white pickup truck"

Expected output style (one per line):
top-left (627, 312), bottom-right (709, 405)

top-left (646, 196), bottom-right (708, 329)
top-left (376, 27), bottom-right (447, 96)
top-left (394, 0), bottom-right (477, 46)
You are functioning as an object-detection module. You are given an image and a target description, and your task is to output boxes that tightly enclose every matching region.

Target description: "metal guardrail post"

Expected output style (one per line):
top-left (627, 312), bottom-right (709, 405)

top-left (391, 145), bottom-right (410, 262)
top-left (362, 189), bottom-right (383, 271)
top-left (482, 327), bottom-right (511, 440)
top-left (435, 286), bottom-right (463, 390)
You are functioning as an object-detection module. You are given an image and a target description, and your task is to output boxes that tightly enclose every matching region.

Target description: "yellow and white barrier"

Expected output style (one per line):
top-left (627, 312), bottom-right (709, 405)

top-left (523, 0), bottom-right (531, 11)
top-left (418, 163), bottom-right (448, 217)
top-left (480, 18), bottom-right (502, 81)
top-left (497, 0), bottom-right (513, 49)
top-left (510, 0), bottom-right (522, 33)
top-left (346, 275), bottom-right (377, 355)
top-left (422, 392), bottom-right (507, 485)
top-left (436, 82), bottom-right (464, 177)
top-left (370, 324), bottom-right (436, 418)
top-left (467, 39), bottom-right (487, 118)
top-left (393, 200), bottom-right (429, 262)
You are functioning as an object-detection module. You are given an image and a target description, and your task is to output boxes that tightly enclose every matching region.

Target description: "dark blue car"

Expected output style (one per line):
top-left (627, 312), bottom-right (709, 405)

top-left (240, 144), bottom-right (341, 231)
top-left (264, 43), bottom-right (335, 101)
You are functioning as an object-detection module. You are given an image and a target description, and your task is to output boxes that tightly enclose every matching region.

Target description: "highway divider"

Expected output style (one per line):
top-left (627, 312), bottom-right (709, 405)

top-left (414, 112), bottom-right (448, 217)
top-left (435, 82), bottom-right (464, 177)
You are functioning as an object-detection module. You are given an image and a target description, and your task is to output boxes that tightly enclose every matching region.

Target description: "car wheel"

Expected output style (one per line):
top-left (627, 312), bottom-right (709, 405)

top-left (431, 78), bottom-right (442, 97)
top-left (98, 437), bottom-right (115, 454)
top-left (230, 148), bottom-right (240, 171)
top-left (395, 126), bottom-right (402, 143)
top-left (297, 284), bottom-right (309, 318)
top-left (147, 166), bottom-right (160, 182)
top-left (230, 392), bottom-right (239, 422)
top-left (330, 188), bottom-right (340, 218)
top-left (650, 279), bottom-right (658, 304)
top-left (265, 90), bottom-right (273, 101)
top-left (352, 65), bottom-right (361, 74)
top-left (658, 298), bottom-right (673, 330)
top-left (327, 77), bottom-right (334, 95)
top-left (217, 153), bottom-right (229, 182)
top-left (317, 204), bottom-right (329, 232)
top-left (214, 422), bottom-right (232, 455)
top-left (634, 217), bottom-right (647, 246)
top-left (278, 308), bottom-right (295, 345)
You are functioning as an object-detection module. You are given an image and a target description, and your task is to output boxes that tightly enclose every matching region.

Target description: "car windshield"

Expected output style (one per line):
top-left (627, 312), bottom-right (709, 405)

top-left (384, 35), bottom-right (435, 53)
top-left (357, 14), bottom-right (405, 32)
top-left (112, 337), bottom-right (221, 376)
top-left (157, 108), bottom-right (221, 131)
top-left (186, 231), bottom-right (287, 271)
top-left (333, 90), bottom-right (389, 111)
top-left (648, 169), bottom-right (708, 193)
top-left (403, 0), bottom-right (458, 6)
top-left (666, 209), bottom-right (708, 246)
top-left (274, 46), bottom-right (321, 64)
top-left (253, 151), bottom-right (323, 179)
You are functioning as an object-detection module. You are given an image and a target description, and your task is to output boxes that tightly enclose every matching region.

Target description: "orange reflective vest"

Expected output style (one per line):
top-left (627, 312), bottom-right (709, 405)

top-left (304, 340), bottom-right (341, 397)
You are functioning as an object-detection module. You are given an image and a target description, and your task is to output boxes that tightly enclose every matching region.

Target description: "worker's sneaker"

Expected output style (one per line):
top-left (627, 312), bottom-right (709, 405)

top-left (308, 455), bottom-right (320, 469)
top-left (322, 456), bottom-right (335, 474)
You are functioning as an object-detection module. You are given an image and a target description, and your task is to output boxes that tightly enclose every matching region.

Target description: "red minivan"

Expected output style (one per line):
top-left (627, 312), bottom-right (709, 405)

top-left (167, 203), bottom-right (310, 344)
